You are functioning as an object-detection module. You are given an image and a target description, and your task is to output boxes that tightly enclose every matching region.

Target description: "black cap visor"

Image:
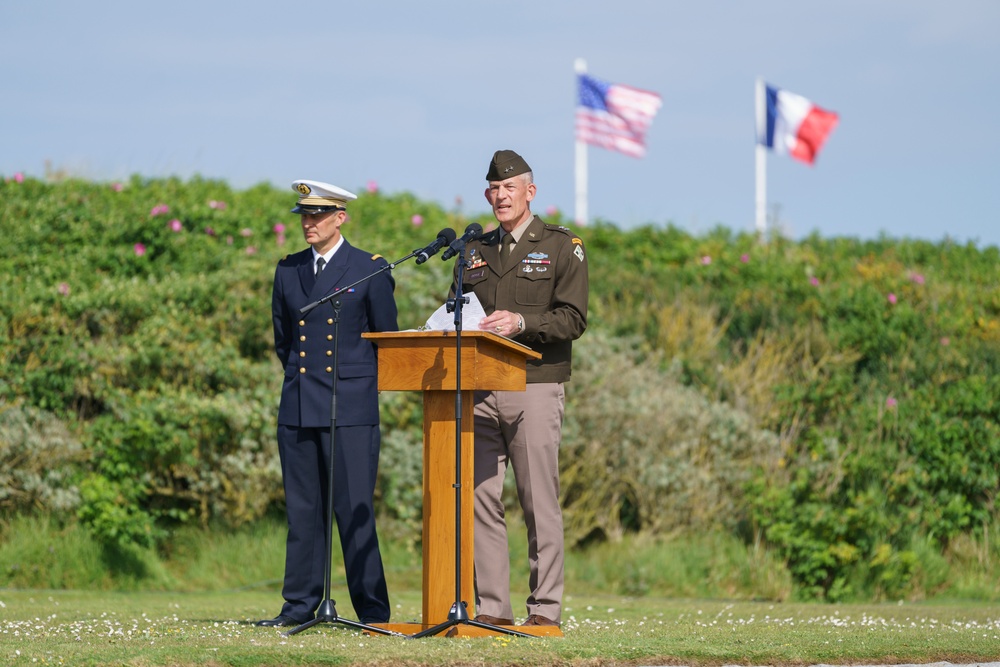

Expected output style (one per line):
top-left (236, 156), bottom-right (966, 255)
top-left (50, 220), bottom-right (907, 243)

top-left (291, 204), bottom-right (345, 215)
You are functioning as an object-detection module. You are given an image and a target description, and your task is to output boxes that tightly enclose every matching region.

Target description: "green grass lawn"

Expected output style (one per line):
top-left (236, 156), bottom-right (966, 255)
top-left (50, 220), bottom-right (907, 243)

top-left (3, 588), bottom-right (999, 667)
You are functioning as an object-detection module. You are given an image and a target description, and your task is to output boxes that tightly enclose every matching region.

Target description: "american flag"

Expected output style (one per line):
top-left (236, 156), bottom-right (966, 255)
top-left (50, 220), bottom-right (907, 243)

top-left (575, 73), bottom-right (662, 158)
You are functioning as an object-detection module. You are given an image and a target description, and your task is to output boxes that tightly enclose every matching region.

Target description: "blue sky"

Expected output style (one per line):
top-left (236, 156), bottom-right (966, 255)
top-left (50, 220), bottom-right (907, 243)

top-left (3, 1), bottom-right (998, 247)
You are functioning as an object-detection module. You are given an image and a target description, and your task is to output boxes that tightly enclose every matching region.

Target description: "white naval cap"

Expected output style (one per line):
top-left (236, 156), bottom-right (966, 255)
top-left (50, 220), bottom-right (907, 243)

top-left (290, 179), bottom-right (358, 214)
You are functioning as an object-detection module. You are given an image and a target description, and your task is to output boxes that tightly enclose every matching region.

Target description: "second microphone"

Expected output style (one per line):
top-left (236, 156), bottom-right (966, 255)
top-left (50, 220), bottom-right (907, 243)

top-left (440, 223), bottom-right (484, 261)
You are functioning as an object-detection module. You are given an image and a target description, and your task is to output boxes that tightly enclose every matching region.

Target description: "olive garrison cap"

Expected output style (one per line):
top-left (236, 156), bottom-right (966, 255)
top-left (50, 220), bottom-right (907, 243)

top-left (486, 149), bottom-right (532, 181)
top-left (290, 179), bottom-right (357, 214)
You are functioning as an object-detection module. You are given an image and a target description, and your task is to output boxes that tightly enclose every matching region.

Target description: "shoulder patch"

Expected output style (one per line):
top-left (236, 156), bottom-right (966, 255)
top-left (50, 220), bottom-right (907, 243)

top-left (572, 238), bottom-right (583, 245)
top-left (371, 254), bottom-right (383, 261)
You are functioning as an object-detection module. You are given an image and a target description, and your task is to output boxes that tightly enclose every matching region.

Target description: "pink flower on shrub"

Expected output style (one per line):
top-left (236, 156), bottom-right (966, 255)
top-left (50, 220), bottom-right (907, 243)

top-left (13, 172), bottom-right (24, 183)
top-left (367, 180), bottom-right (378, 193)
top-left (168, 219), bottom-right (182, 232)
top-left (133, 243), bottom-right (147, 257)
top-left (150, 204), bottom-right (169, 217)
top-left (204, 226), bottom-right (216, 236)
top-left (545, 205), bottom-right (558, 216)
top-left (740, 253), bottom-right (750, 264)
top-left (57, 282), bottom-right (70, 296)
top-left (226, 236), bottom-right (234, 245)
top-left (887, 292), bottom-right (898, 305)
top-left (245, 246), bottom-right (257, 255)
top-left (809, 276), bottom-right (820, 287)
top-left (411, 214), bottom-right (423, 227)
top-left (909, 272), bottom-right (925, 285)
top-left (273, 222), bottom-right (286, 246)
top-left (700, 256), bottom-right (712, 265)
top-left (208, 200), bottom-right (227, 210)
top-left (885, 396), bottom-right (898, 409)
top-left (240, 228), bottom-right (252, 237)
top-left (940, 336), bottom-right (950, 346)
top-left (111, 182), bottom-right (124, 192)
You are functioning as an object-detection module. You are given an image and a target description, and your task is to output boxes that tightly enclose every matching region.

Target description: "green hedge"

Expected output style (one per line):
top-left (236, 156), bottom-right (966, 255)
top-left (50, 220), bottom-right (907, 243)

top-left (2, 174), bottom-right (998, 600)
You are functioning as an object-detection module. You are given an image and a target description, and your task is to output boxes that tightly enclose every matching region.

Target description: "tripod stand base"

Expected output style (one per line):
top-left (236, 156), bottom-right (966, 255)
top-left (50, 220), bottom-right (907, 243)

top-left (362, 622), bottom-right (562, 638)
top-left (283, 600), bottom-right (406, 638)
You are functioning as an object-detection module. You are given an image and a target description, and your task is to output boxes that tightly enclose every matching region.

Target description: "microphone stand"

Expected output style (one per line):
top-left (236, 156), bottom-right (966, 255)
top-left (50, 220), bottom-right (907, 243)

top-left (284, 247), bottom-right (428, 640)
top-left (411, 241), bottom-right (531, 639)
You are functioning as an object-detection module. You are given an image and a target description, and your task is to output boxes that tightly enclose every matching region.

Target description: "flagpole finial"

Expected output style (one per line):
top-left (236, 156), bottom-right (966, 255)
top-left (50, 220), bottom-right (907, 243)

top-left (574, 58), bottom-right (587, 74)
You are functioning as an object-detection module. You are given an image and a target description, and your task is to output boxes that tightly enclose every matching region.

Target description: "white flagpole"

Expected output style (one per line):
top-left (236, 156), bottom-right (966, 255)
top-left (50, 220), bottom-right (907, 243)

top-left (755, 77), bottom-right (767, 237)
top-left (574, 58), bottom-right (588, 226)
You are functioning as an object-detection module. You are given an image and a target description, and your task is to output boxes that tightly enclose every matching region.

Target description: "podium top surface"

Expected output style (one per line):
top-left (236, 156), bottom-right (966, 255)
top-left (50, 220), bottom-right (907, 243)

top-left (362, 330), bottom-right (541, 392)
top-left (363, 330), bottom-right (542, 360)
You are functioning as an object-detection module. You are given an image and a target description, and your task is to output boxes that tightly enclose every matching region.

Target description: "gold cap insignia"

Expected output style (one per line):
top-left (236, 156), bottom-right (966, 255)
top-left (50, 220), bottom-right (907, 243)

top-left (296, 183), bottom-right (312, 195)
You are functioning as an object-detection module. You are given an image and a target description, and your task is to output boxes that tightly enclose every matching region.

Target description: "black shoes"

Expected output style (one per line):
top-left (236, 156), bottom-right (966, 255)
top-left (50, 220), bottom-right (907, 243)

top-left (255, 615), bottom-right (301, 627)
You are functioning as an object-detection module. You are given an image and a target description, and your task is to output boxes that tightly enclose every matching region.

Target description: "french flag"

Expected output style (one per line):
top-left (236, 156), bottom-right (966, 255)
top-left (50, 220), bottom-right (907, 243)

top-left (758, 84), bottom-right (839, 165)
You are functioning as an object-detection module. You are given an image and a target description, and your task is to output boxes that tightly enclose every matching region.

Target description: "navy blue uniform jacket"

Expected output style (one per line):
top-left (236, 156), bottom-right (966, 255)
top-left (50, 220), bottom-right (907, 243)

top-left (271, 241), bottom-right (398, 428)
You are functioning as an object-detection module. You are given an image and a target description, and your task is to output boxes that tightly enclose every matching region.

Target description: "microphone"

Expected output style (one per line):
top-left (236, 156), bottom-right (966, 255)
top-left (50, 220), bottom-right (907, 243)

top-left (415, 227), bottom-right (457, 264)
top-left (440, 223), bottom-right (484, 260)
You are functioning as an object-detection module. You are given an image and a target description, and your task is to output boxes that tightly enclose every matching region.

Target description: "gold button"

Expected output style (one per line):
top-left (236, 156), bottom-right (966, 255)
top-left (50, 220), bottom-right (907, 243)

top-left (325, 366), bottom-right (332, 373)
top-left (299, 368), bottom-right (306, 374)
top-left (327, 318), bottom-right (333, 325)
top-left (299, 335), bottom-right (306, 341)
top-left (326, 350), bottom-right (332, 356)
top-left (326, 335), bottom-right (333, 341)
top-left (298, 320), bottom-right (305, 327)
top-left (299, 351), bottom-right (306, 358)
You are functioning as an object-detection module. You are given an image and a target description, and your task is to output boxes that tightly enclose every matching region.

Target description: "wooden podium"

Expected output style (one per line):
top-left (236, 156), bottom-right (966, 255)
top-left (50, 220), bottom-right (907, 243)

top-left (363, 330), bottom-right (560, 637)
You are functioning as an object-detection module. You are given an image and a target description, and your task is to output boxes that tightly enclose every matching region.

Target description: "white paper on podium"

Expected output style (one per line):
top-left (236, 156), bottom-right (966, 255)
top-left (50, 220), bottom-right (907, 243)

top-left (422, 292), bottom-right (488, 332)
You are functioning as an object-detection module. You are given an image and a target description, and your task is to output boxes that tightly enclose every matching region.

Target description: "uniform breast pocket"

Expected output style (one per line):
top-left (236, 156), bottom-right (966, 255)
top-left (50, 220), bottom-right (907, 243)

top-left (515, 268), bottom-right (553, 306)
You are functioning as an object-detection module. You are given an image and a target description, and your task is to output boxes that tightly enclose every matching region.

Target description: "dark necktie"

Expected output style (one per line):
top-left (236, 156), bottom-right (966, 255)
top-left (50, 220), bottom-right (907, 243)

top-left (499, 234), bottom-right (513, 269)
top-left (315, 257), bottom-right (326, 276)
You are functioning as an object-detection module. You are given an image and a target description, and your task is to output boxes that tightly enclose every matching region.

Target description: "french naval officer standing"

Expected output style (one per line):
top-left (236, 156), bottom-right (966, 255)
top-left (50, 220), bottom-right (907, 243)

top-left (258, 179), bottom-right (397, 627)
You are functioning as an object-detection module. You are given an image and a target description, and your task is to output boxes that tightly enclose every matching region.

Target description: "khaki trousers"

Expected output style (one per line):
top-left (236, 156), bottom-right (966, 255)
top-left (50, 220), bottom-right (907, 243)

top-left (472, 382), bottom-right (565, 622)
